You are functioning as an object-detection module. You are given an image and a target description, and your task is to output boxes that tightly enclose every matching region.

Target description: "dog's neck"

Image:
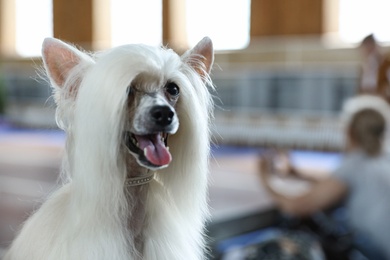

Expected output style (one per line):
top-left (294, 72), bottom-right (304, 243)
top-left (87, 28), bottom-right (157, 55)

top-left (125, 153), bottom-right (150, 178)
top-left (124, 155), bottom-right (152, 256)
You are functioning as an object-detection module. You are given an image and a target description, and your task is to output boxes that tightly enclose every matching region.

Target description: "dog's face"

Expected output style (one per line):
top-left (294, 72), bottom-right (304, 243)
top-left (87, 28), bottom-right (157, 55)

top-left (124, 74), bottom-right (180, 170)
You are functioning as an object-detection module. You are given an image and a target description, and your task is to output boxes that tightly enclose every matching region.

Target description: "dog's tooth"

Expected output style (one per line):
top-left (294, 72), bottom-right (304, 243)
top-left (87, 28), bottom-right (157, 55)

top-left (144, 148), bottom-right (147, 156)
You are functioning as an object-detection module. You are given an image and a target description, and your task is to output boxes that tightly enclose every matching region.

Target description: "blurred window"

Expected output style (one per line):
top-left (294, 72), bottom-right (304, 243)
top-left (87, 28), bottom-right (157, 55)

top-left (339, 0), bottom-right (390, 43)
top-left (186, 0), bottom-right (251, 50)
top-left (15, 0), bottom-right (53, 57)
top-left (111, 0), bottom-right (162, 47)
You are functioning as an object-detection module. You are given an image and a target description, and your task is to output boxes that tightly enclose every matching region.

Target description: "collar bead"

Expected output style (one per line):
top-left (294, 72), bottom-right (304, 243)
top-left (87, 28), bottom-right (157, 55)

top-left (125, 172), bottom-right (155, 187)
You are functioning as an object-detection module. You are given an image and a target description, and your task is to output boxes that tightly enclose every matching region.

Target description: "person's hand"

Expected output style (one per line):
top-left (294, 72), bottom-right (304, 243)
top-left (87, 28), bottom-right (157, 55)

top-left (272, 151), bottom-right (295, 177)
top-left (259, 150), bottom-right (297, 179)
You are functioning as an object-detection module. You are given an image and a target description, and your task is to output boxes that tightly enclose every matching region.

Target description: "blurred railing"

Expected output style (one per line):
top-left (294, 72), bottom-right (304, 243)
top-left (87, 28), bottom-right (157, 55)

top-left (1, 60), bottom-right (358, 149)
top-left (212, 66), bottom-right (357, 113)
top-left (1, 61), bottom-right (56, 127)
top-left (210, 65), bottom-right (357, 150)
top-left (212, 111), bottom-right (344, 151)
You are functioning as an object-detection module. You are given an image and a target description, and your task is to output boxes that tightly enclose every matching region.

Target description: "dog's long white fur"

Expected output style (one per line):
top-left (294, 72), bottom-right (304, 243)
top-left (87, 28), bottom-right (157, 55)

top-left (4, 39), bottom-right (214, 260)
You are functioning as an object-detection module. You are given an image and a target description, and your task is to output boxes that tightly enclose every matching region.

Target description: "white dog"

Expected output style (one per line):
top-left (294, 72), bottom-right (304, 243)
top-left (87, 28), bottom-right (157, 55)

top-left (4, 37), bottom-right (214, 260)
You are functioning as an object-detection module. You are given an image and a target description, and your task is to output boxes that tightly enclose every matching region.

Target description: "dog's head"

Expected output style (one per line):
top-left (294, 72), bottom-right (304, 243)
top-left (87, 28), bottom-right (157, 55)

top-left (123, 72), bottom-right (180, 170)
top-left (42, 37), bottom-right (213, 172)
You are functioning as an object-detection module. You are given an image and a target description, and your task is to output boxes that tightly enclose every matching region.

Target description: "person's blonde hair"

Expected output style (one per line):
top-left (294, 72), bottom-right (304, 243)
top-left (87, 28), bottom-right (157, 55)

top-left (349, 108), bottom-right (385, 156)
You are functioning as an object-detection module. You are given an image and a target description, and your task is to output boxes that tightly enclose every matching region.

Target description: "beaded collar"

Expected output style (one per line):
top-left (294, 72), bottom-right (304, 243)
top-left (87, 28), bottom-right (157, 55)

top-left (125, 171), bottom-right (155, 186)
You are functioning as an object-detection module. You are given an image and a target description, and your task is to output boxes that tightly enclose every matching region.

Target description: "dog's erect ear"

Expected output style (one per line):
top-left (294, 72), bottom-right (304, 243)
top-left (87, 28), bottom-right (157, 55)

top-left (182, 37), bottom-right (214, 80)
top-left (42, 38), bottom-right (89, 96)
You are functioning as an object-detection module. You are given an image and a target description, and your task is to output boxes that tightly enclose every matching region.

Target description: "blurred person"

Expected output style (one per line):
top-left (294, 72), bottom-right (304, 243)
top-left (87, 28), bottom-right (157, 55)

top-left (260, 95), bottom-right (390, 259)
top-left (359, 34), bottom-right (390, 102)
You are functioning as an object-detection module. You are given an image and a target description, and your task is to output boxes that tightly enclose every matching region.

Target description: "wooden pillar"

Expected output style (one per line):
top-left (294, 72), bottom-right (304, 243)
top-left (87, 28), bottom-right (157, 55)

top-left (53, 0), bottom-right (93, 49)
top-left (323, 0), bottom-right (339, 35)
top-left (92, 0), bottom-right (111, 50)
top-left (250, 0), bottom-right (324, 39)
top-left (162, 0), bottom-right (187, 52)
top-left (53, 0), bottom-right (110, 51)
top-left (0, 0), bottom-right (17, 56)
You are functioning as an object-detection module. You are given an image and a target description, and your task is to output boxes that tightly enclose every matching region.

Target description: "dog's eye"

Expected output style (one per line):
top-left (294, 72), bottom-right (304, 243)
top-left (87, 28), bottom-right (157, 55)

top-left (165, 82), bottom-right (180, 97)
top-left (127, 86), bottom-right (134, 96)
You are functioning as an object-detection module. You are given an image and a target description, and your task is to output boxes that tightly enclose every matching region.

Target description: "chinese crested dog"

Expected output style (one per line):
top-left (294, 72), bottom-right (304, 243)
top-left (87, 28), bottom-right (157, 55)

top-left (4, 37), bottom-right (214, 260)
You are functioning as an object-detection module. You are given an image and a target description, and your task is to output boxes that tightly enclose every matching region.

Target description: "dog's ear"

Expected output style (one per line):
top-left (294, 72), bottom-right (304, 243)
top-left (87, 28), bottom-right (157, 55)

top-left (182, 37), bottom-right (214, 80)
top-left (42, 38), bottom-right (91, 98)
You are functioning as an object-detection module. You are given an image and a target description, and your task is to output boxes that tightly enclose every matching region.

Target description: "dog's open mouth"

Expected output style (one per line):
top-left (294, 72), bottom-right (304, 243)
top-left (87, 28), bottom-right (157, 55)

top-left (126, 132), bottom-right (171, 168)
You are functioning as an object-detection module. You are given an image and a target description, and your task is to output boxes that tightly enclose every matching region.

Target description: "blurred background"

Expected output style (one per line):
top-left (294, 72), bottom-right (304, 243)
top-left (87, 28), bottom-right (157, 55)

top-left (0, 0), bottom-right (389, 259)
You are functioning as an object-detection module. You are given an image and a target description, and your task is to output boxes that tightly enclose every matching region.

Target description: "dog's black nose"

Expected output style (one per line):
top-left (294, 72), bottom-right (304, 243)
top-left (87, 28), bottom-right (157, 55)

top-left (151, 106), bottom-right (175, 127)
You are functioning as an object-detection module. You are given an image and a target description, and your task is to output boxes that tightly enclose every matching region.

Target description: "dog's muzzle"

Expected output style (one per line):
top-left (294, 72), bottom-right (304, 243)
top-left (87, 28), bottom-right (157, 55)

top-left (125, 105), bottom-right (178, 170)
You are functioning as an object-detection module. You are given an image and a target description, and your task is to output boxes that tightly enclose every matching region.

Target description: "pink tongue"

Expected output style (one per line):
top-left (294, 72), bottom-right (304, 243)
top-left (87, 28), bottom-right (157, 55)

top-left (135, 134), bottom-right (172, 166)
